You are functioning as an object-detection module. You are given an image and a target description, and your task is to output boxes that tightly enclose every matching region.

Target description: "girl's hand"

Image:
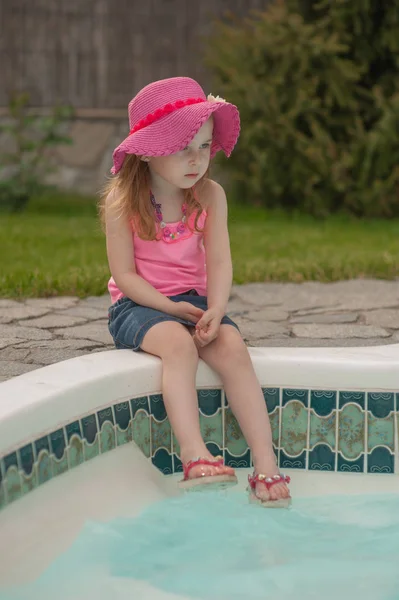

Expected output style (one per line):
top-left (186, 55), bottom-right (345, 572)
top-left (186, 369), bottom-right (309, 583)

top-left (193, 308), bottom-right (223, 347)
top-left (169, 301), bottom-right (204, 324)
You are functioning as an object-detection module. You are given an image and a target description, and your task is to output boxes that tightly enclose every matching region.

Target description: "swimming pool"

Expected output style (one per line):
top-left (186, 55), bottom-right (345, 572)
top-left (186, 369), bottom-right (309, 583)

top-left (1, 445), bottom-right (398, 599)
top-left (0, 344), bottom-right (398, 596)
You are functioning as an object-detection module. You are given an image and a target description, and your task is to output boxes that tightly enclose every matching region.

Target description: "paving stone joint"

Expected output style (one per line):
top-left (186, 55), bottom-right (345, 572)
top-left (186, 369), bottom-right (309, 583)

top-left (0, 279), bottom-right (398, 381)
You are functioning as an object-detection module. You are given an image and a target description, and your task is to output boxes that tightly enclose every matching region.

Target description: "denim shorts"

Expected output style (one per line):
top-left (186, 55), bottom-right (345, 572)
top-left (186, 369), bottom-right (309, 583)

top-left (107, 289), bottom-right (239, 351)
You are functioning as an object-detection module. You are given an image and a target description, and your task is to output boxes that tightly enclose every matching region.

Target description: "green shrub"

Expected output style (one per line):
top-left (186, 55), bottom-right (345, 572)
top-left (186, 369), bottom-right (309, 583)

top-left (205, 0), bottom-right (399, 217)
top-left (0, 92), bottom-right (73, 212)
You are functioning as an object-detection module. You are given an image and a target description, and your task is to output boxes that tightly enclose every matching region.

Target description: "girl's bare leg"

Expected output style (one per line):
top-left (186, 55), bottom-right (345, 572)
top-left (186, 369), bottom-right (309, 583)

top-left (198, 325), bottom-right (290, 502)
top-left (141, 321), bottom-right (234, 479)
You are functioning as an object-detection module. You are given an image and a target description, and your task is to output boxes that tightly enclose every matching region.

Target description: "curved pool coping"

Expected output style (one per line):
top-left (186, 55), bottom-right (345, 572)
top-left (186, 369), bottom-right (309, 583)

top-left (1, 344), bottom-right (399, 455)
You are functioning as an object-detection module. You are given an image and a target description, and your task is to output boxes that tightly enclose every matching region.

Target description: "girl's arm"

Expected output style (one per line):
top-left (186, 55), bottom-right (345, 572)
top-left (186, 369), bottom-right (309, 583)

top-left (202, 180), bottom-right (233, 316)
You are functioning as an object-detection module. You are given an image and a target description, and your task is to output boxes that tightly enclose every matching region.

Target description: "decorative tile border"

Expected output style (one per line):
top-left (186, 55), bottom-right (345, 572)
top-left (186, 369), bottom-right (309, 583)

top-left (0, 388), bottom-right (397, 511)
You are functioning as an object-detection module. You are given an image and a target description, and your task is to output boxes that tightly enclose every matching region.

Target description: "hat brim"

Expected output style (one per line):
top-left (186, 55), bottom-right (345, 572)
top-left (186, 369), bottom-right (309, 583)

top-left (111, 101), bottom-right (240, 174)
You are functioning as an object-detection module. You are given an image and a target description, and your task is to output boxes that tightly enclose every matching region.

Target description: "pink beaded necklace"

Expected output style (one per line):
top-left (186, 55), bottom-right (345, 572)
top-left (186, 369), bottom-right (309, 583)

top-left (150, 191), bottom-right (187, 242)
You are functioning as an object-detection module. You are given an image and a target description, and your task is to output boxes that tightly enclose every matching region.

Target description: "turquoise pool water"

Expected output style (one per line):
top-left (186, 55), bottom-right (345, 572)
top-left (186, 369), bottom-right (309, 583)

top-left (1, 491), bottom-right (399, 600)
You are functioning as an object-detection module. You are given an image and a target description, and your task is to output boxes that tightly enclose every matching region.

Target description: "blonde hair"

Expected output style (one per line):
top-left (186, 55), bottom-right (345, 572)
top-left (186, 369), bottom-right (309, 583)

top-left (98, 155), bottom-right (208, 240)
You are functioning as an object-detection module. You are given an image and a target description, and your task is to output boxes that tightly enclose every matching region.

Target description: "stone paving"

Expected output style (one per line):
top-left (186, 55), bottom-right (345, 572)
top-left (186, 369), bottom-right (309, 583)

top-left (1, 279), bottom-right (399, 382)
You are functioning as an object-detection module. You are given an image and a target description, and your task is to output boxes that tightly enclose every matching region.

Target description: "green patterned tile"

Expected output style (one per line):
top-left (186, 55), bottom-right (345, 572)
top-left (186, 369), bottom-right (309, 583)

top-left (34, 436), bottom-right (50, 461)
top-left (152, 448), bottom-right (173, 474)
top-left (368, 414), bottom-right (394, 451)
top-left (114, 402), bottom-right (131, 431)
top-left (263, 388), bottom-right (280, 413)
top-left (279, 449), bottom-right (306, 469)
top-left (98, 407), bottom-right (114, 429)
top-left (19, 443), bottom-right (35, 477)
top-left (283, 389), bottom-right (308, 407)
top-left (50, 429), bottom-right (67, 461)
top-left (65, 421), bottom-right (82, 441)
top-left (310, 391), bottom-right (336, 416)
top-left (338, 454), bottom-right (364, 472)
top-left (309, 444), bottom-right (335, 471)
top-left (130, 396), bottom-right (149, 418)
top-left (37, 450), bottom-right (53, 485)
top-left (339, 391), bottom-right (365, 409)
top-left (68, 434), bottom-right (84, 468)
top-left (5, 384), bottom-right (396, 511)
top-left (151, 417), bottom-right (172, 454)
top-left (224, 448), bottom-right (251, 469)
top-left (338, 404), bottom-right (365, 459)
top-left (198, 389), bottom-right (222, 415)
top-left (281, 400), bottom-right (308, 456)
top-left (177, 411), bottom-right (226, 456)
top-left (224, 407), bottom-right (248, 456)
top-left (309, 412), bottom-right (336, 449)
top-left (52, 454), bottom-right (69, 477)
top-left (84, 438), bottom-right (100, 461)
top-left (132, 410), bottom-right (151, 458)
top-left (149, 394), bottom-right (166, 421)
top-left (173, 454), bottom-right (182, 473)
top-left (368, 447), bottom-right (394, 473)
top-left (200, 410), bottom-right (223, 448)
top-left (20, 468), bottom-right (37, 496)
top-left (269, 409), bottom-right (280, 447)
top-left (100, 422), bottom-right (116, 453)
top-left (367, 393), bottom-right (394, 418)
top-left (5, 466), bottom-right (22, 503)
top-left (81, 414), bottom-right (98, 446)
top-left (3, 452), bottom-right (18, 473)
top-left (116, 425), bottom-right (133, 447)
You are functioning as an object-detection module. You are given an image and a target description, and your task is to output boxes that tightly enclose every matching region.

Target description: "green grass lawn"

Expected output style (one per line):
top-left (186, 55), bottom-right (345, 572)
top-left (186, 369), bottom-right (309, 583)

top-left (1, 193), bottom-right (399, 298)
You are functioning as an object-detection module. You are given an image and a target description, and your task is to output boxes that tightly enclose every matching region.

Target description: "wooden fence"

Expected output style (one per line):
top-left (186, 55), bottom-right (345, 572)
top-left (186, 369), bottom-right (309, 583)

top-left (0, 0), bottom-right (270, 109)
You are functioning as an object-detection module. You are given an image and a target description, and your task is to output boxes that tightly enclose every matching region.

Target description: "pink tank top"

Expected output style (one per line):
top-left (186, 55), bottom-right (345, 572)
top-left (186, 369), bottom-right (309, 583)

top-left (108, 210), bottom-right (207, 304)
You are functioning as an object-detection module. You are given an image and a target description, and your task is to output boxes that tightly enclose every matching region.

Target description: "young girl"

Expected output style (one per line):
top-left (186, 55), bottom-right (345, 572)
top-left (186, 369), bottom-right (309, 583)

top-left (100, 77), bottom-right (291, 508)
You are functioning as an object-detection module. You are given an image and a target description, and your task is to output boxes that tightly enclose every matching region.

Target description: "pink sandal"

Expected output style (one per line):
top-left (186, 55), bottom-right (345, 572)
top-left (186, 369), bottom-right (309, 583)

top-left (179, 455), bottom-right (238, 490)
top-left (248, 472), bottom-right (291, 508)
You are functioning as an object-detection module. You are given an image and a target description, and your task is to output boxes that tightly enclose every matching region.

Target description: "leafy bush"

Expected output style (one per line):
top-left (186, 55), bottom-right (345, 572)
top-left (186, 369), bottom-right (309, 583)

top-left (0, 93), bottom-right (73, 212)
top-left (205, 0), bottom-right (399, 217)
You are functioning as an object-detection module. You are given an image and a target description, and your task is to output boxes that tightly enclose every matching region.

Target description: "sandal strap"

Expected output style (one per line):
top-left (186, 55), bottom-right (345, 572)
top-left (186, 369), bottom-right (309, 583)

top-left (247, 472), bottom-right (291, 491)
top-left (183, 455), bottom-right (225, 481)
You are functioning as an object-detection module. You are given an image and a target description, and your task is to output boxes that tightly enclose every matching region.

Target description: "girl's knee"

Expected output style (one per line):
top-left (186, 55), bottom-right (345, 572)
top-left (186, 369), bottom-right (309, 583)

top-left (216, 327), bottom-right (248, 365)
top-left (142, 321), bottom-right (198, 363)
top-left (163, 331), bottom-right (198, 364)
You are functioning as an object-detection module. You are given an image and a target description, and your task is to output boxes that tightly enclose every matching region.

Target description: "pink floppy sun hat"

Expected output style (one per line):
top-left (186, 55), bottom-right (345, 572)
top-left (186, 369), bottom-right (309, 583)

top-left (111, 76), bottom-right (240, 174)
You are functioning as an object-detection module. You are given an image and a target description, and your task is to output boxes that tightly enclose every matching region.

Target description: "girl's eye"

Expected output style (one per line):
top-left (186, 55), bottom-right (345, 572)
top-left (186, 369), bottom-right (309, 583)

top-left (180, 143), bottom-right (210, 152)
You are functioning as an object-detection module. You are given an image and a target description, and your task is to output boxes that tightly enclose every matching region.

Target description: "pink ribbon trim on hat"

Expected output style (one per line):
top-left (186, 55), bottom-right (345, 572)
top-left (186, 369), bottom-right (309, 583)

top-left (129, 97), bottom-right (205, 135)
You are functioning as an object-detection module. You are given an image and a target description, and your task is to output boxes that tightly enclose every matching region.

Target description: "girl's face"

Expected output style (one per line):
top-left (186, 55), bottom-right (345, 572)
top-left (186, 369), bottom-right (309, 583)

top-left (146, 118), bottom-right (213, 192)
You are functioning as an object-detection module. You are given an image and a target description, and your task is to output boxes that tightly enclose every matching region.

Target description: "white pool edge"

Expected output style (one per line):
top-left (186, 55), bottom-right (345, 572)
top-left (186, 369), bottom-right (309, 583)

top-left (1, 344), bottom-right (399, 457)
